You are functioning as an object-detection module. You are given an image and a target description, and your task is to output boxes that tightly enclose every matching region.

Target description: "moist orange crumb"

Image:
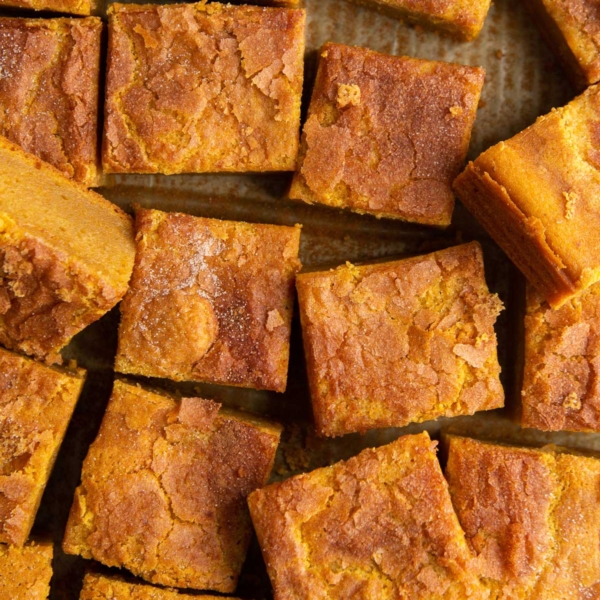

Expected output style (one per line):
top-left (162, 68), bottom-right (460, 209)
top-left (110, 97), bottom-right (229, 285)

top-left (526, 0), bottom-right (600, 87)
top-left (63, 380), bottom-right (282, 593)
top-left (289, 43), bottom-right (484, 226)
top-left (453, 84), bottom-right (600, 309)
top-left (296, 242), bottom-right (504, 437)
top-left (521, 281), bottom-right (600, 431)
top-left (103, 2), bottom-right (305, 174)
top-left (80, 573), bottom-right (242, 599)
top-left (0, 0), bottom-right (93, 15)
top-left (248, 432), bottom-right (487, 599)
top-left (343, 0), bottom-right (492, 40)
top-left (0, 541), bottom-right (53, 600)
top-left (0, 347), bottom-right (85, 546)
top-left (445, 435), bottom-right (600, 598)
top-left (115, 209), bottom-right (302, 392)
top-left (0, 17), bottom-right (102, 186)
top-left (0, 135), bottom-right (135, 363)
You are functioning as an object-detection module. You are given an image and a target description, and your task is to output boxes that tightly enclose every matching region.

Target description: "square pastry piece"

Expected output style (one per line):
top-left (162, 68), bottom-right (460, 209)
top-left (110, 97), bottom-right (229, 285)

top-left (80, 573), bottom-right (241, 599)
top-left (454, 84), bottom-right (600, 309)
top-left (289, 43), bottom-right (485, 226)
top-left (0, 17), bottom-right (102, 186)
top-left (63, 380), bottom-right (282, 593)
top-left (446, 436), bottom-right (600, 598)
top-left (296, 242), bottom-right (504, 437)
top-left (0, 347), bottom-right (85, 546)
top-left (521, 281), bottom-right (600, 432)
top-left (103, 3), bottom-right (305, 174)
top-left (0, 541), bottom-right (53, 600)
top-left (116, 209), bottom-right (301, 392)
top-left (0, 0), bottom-right (93, 15)
top-left (249, 432), bottom-right (487, 600)
top-left (527, 0), bottom-right (600, 87)
top-left (345, 0), bottom-right (492, 41)
top-left (0, 137), bottom-right (135, 363)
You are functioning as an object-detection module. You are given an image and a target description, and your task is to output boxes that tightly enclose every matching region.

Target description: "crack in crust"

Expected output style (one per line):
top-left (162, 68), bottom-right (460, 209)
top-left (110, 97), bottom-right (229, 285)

top-left (296, 241), bottom-right (504, 437)
top-left (248, 432), bottom-right (487, 600)
top-left (103, 2), bottom-right (305, 174)
top-left (63, 380), bottom-right (282, 593)
top-left (289, 43), bottom-right (485, 226)
top-left (0, 18), bottom-right (101, 186)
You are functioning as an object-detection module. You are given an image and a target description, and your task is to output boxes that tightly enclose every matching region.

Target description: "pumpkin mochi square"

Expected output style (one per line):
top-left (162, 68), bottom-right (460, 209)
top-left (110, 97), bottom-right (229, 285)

top-left (80, 573), bottom-right (242, 599)
top-left (289, 43), bottom-right (485, 226)
top-left (115, 208), bottom-right (301, 392)
top-left (248, 432), bottom-right (487, 600)
top-left (445, 435), bottom-right (600, 598)
top-left (296, 241), bottom-right (504, 437)
top-left (103, 2), bottom-right (305, 174)
top-left (0, 542), bottom-right (53, 600)
top-left (63, 380), bottom-right (282, 593)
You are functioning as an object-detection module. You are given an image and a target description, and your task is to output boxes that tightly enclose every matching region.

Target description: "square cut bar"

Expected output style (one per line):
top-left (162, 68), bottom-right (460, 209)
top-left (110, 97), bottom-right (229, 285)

top-left (0, 347), bottom-right (85, 546)
top-left (0, 541), bottom-right (53, 600)
top-left (80, 573), bottom-right (242, 599)
top-left (296, 242), bottom-right (504, 437)
top-left (454, 84), bottom-right (600, 309)
top-left (115, 209), bottom-right (302, 392)
top-left (521, 281), bottom-right (600, 432)
top-left (289, 43), bottom-right (485, 226)
top-left (526, 0), bottom-right (600, 87)
top-left (103, 3), bottom-right (305, 175)
top-left (343, 0), bottom-right (492, 41)
top-left (0, 18), bottom-right (102, 186)
top-left (0, 136), bottom-right (134, 363)
top-left (248, 432), bottom-right (487, 600)
top-left (445, 435), bottom-right (600, 598)
top-left (0, 0), bottom-right (93, 15)
top-left (63, 380), bottom-right (282, 593)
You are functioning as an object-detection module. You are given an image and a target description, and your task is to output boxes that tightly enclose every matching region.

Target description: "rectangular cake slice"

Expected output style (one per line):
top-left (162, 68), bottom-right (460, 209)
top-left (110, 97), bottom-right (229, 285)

top-left (0, 0), bottom-right (93, 15)
top-left (0, 542), bottom-right (53, 600)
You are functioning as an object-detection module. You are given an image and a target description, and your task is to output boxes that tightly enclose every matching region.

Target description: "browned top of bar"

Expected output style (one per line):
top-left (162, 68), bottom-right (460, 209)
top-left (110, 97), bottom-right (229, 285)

top-left (296, 242), bottom-right (504, 436)
top-left (63, 380), bottom-right (282, 593)
top-left (248, 432), bottom-right (487, 600)
top-left (0, 0), bottom-right (92, 16)
top-left (0, 542), bottom-right (53, 600)
top-left (103, 2), bottom-right (305, 174)
top-left (0, 17), bottom-right (101, 186)
top-left (116, 209), bottom-right (301, 391)
top-left (289, 43), bottom-right (484, 225)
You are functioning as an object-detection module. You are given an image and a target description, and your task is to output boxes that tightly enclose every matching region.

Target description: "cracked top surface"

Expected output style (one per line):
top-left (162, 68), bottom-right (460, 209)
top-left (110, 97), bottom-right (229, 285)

top-left (445, 436), bottom-right (600, 599)
top-left (296, 242), bottom-right (504, 437)
top-left (63, 380), bottom-right (282, 593)
top-left (80, 573), bottom-right (240, 599)
top-left (536, 0), bottom-right (600, 84)
top-left (289, 43), bottom-right (484, 225)
top-left (522, 281), bottom-right (600, 431)
top-left (456, 84), bottom-right (600, 306)
top-left (0, 541), bottom-right (53, 600)
top-left (0, 17), bottom-right (101, 186)
top-left (0, 347), bottom-right (84, 545)
top-left (248, 432), bottom-right (487, 600)
top-left (103, 2), bottom-right (305, 174)
top-left (115, 208), bottom-right (301, 392)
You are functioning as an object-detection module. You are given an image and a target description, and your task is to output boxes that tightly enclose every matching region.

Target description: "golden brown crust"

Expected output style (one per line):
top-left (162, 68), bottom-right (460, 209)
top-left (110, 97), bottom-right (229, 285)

top-left (80, 573), bottom-right (241, 599)
top-left (289, 43), bottom-right (484, 226)
top-left (0, 541), bottom-right (53, 600)
top-left (248, 432), bottom-right (487, 600)
top-left (454, 84), bottom-right (600, 309)
top-left (115, 209), bottom-right (301, 392)
top-left (0, 135), bottom-right (135, 363)
top-left (103, 2), bottom-right (305, 174)
top-left (521, 282), bottom-right (600, 431)
top-left (0, 347), bottom-right (85, 546)
top-left (0, 17), bottom-right (101, 186)
top-left (445, 436), bottom-right (600, 598)
top-left (343, 0), bottom-right (492, 40)
top-left (296, 242), bottom-right (504, 437)
top-left (63, 380), bottom-right (282, 593)
top-left (526, 0), bottom-right (600, 87)
top-left (0, 0), bottom-right (91, 15)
